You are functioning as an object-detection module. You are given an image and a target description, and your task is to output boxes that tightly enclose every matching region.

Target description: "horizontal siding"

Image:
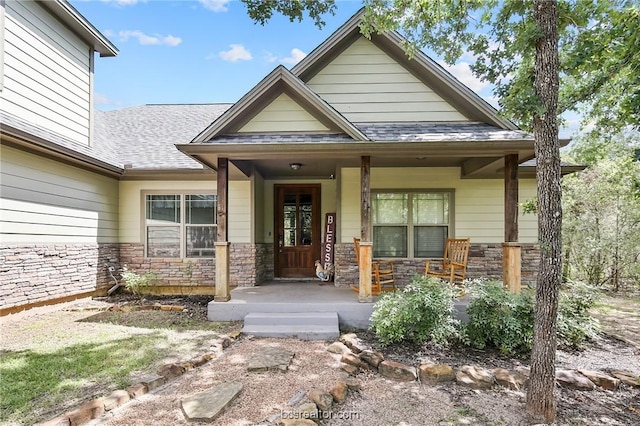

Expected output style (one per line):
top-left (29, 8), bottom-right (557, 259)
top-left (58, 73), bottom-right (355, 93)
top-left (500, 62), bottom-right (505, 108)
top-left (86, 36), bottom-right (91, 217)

top-left (0, 146), bottom-right (119, 243)
top-left (308, 37), bottom-right (467, 123)
top-left (340, 167), bottom-right (538, 246)
top-left (238, 93), bottom-right (329, 133)
top-left (119, 180), bottom-right (252, 244)
top-left (1, 0), bottom-right (91, 145)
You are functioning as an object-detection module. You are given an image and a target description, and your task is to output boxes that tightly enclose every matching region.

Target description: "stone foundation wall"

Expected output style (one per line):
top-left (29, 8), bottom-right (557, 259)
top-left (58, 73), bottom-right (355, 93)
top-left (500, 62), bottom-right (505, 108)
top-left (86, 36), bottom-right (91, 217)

top-left (333, 242), bottom-right (540, 288)
top-left (119, 244), bottom-right (215, 287)
top-left (0, 243), bottom-right (120, 311)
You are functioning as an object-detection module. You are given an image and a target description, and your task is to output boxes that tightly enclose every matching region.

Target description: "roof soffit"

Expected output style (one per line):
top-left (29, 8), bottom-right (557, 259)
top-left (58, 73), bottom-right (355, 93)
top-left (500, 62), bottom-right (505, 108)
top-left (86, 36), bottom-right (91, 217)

top-left (291, 8), bottom-right (517, 131)
top-left (190, 66), bottom-right (368, 143)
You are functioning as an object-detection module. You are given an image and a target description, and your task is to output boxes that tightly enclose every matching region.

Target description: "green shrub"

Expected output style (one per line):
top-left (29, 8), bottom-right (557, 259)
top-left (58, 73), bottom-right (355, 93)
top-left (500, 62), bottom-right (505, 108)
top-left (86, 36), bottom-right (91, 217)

top-left (120, 266), bottom-right (158, 295)
top-left (558, 282), bottom-right (601, 348)
top-left (464, 281), bottom-right (534, 355)
top-left (464, 280), bottom-right (600, 354)
top-left (369, 275), bottom-right (460, 346)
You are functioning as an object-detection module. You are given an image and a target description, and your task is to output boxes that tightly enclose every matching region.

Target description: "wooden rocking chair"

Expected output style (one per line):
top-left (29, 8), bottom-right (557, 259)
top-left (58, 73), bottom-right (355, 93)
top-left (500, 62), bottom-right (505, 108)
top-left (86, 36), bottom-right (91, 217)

top-left (352, 237), bottom-right (396, 295)
top-left (425, 238), bottom-right (470, 285)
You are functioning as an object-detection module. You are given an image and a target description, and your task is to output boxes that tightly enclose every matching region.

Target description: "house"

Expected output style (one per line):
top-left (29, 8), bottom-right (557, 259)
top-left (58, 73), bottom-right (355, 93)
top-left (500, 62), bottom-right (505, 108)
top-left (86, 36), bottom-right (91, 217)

top-left (1, 3), bottom-right (566, 314)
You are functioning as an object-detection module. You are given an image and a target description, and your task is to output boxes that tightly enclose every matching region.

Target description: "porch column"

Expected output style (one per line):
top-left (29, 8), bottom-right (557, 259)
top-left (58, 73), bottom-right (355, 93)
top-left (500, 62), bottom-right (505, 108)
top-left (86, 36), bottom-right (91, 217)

top-left (214, 157), bottom-right (231, 302)
top-left (503, 154), bottom-right (521, 293)
top-left (359, 155), bottom-right (373, 302)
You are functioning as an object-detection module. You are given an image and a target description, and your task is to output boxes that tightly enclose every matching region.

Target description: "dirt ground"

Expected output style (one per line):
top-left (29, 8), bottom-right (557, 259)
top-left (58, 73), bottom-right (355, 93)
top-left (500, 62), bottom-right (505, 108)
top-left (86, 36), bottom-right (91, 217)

top-left (1, 293), bottom-right (639, 425)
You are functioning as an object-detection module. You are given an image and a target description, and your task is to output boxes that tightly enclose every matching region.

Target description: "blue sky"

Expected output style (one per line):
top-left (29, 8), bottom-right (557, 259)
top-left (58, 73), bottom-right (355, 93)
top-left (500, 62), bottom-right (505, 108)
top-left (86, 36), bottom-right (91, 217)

top-left (72, 0), bottom-right (580, 137)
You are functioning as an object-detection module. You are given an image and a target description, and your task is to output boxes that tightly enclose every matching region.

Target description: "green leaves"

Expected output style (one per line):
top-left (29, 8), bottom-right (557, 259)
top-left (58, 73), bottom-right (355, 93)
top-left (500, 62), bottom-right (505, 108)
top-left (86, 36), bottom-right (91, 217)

top-left (369, 275), bottom-right (460, 346)
top-left (241, 0), bottom-right (337, 28)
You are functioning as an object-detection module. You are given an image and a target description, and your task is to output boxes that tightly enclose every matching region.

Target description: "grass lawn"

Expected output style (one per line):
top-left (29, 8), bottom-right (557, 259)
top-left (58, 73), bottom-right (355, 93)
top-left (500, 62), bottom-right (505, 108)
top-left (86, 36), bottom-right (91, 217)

top-left (0, 307), bottom-right (240, 425)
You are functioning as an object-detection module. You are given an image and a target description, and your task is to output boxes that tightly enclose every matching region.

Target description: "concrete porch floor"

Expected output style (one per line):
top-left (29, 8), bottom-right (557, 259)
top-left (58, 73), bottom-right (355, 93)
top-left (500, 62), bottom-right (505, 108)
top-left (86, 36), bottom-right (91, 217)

top-left (208, 280), bottom-right (471, 330)
top-left (208, 280), bottom-right (376, 329)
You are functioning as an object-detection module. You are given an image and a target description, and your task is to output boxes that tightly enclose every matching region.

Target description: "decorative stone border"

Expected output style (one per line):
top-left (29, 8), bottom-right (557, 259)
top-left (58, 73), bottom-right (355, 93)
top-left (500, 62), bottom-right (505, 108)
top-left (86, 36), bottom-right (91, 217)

top-left (39, 334), bottom-right (237, 426)
top-left (330, 333), bottom-right (640, 394)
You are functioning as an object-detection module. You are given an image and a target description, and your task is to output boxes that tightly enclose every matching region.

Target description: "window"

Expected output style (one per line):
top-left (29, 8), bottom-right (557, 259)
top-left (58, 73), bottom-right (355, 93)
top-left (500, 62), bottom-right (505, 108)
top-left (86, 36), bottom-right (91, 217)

top-left (145, 194), bottom-right (216, 258)
top-left (372, 191), bottom-right (451, 258)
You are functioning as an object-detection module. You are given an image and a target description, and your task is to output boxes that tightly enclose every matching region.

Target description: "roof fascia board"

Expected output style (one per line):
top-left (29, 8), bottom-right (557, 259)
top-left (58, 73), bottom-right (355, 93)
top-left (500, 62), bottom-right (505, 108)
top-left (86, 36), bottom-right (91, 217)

top-left (178, 139), bottom-right (535, 158)
top-left (291, 8), bottom-right (364, 79)
top-left (191, 66), bottom-right (367, 143)
top-left (42, 0), bottom-right (118, 57)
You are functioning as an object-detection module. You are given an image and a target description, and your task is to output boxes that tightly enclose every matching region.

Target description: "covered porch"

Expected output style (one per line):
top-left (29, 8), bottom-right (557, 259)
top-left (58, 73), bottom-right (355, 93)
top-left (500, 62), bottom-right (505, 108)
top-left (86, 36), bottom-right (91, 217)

top-left (208, 280), bottom-right (471, 330)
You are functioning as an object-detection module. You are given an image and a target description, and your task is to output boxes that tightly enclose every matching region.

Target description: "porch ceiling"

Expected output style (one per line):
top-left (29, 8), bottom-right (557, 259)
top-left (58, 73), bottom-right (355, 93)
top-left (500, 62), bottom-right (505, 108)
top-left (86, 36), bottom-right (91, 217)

top-left (181, 143), bottom-right (537, 179)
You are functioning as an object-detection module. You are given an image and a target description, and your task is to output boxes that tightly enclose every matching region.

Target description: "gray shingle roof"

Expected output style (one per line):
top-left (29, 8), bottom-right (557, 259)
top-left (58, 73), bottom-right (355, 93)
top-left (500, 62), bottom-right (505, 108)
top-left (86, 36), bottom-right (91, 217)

top-left (210, 133), bottom-right (355, 144)
top-left (1, 110), bottom-right (122, 168)
top-left (98, 104), bottom-right (231, 169)
top-left (354, 122), bottom-right (532, 142)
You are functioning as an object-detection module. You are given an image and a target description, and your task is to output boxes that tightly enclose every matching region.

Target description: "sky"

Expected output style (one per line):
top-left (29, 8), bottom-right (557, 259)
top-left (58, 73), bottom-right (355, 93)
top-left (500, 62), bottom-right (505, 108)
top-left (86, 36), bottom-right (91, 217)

top-left (71, 0), bottom-right (580, 138)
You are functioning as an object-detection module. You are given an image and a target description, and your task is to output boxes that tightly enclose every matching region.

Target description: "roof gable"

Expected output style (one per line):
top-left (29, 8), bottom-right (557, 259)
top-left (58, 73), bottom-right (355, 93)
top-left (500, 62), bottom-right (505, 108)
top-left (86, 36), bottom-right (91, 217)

top-left (306, 37), bottom-right (467, 123)
top-left (292, 8), bottom-right (517, 130)
top-left (237, 93), bottom-right (330, 133)
top-left (191, 66), bottom-right (367, 143)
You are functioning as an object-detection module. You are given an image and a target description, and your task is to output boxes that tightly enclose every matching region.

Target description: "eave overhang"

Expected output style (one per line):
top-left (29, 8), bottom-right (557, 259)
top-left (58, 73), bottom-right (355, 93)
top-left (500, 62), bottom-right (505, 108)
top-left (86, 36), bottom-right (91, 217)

top-left (1, 125), bottom-right (122, 178)
top-left (42, 0), bottom-right (118, 57)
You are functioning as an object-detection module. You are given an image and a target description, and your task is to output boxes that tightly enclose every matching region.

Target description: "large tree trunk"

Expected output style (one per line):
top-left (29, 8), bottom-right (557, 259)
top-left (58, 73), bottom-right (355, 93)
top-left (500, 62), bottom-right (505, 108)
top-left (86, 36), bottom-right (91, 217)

top-left (525, 0), bottom-right (561, 423)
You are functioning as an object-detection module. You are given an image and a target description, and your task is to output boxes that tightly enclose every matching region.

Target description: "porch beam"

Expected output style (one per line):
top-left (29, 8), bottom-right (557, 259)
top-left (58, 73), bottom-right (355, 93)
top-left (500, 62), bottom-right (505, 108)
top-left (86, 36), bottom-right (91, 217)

top-left (359, 155), bottom-right (373, 302)
top-left (215, 157), bottom-right (231, 302)
top-left (503, 154), bottom-right (521, 293)
top-left (461, 157), bottom-right (502, 178)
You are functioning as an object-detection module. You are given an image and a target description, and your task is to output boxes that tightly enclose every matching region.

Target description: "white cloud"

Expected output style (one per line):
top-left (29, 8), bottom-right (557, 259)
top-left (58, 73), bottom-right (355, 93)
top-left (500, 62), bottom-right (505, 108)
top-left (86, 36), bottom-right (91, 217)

top-left (118, 30), bottom-right (182, 47)
top-left (199, 0), bottom-right (231, 12)
top-left (263, 48), bottom-right (307, 65)
top-left (93, 93), bottom-right (124, 108)
top-left (280, 48), bottom-right (307, 65)
top-left (437, 60), bottom-right (490, 92)
top-left (218, 44), bottom-right (252, 62)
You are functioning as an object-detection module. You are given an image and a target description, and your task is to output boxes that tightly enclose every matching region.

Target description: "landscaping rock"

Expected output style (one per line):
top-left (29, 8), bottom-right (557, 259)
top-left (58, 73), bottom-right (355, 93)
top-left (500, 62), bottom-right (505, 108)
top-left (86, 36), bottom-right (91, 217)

top-left (79, 399), bottom-right (104, 420)
top-left (494, 368), bottom-right (526, 391)
top-left (343, 377), bottom-right (362, 391)
top-left (419, 363), bottom-right (456, 384)
top-left (139, 374), bottom-right (165, 391)
top-left (340, 333), bottom-right (368, 354)
top-left (105, 389), bottom-right (131, 409)
top-left (610, 370), bottom-right (640, 387)
top-left (287, 390), bottom-right (307, 406)
top-left (181, 381), bottom-right (243, 422)
top-left (556, 369), bottom-right (596, 391)
top-left (157, 363), bottom-right (185, 380)
top-left (290, 402), bottom-right (318, 420)
top-left (65, 406), bottom-right (92, 426)
top-left (379, 360), bottom-right (417, 382)
top-left (456, 365), bottom-right (495, 390)
top-left (340, 352), bottom-right (362, 367)
top-left (326, 341), bottom-right (350, 354)
top-left (340, 363), bottom-right (359, 375)
top-left (359, 350), bottom-right (384, 368)
top-left (247, 347), bottom-right (295, 372)
top-left (191, 355), bottom-right (209, 367)
top-left (126, 383), bottom-right (147, 399)
top-left (579, 370), bottom-right (620, 390)
top-left (330, 381), bottom-right (348, 404)
top-left (308, 388), bottom-right (333, 411)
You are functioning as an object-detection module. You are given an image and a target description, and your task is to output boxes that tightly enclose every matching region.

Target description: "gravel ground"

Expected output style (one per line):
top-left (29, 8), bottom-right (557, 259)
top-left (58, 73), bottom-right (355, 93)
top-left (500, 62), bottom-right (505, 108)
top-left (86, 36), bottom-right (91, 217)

top-left (2, 295), bottom-right (639, 425)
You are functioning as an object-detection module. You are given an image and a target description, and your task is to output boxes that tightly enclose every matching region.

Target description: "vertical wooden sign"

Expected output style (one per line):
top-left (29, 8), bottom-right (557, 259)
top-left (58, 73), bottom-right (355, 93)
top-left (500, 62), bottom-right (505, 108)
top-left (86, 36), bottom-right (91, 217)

top-left (322, 213), bottom-right (336, 277)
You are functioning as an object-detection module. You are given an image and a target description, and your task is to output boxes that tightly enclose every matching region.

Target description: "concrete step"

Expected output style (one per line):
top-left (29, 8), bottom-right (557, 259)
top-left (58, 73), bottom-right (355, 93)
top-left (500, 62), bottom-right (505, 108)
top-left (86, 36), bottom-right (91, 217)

top-left (242, 312), bottom-right (339, 340)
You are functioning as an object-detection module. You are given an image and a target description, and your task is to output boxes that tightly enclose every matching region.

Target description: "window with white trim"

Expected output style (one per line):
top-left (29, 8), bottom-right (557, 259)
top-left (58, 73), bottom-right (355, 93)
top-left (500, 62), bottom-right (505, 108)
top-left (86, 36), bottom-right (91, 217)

top-left (372, 191), bottom-right (451, 258)
top-left (145, 194), bottom-right (216, 258)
